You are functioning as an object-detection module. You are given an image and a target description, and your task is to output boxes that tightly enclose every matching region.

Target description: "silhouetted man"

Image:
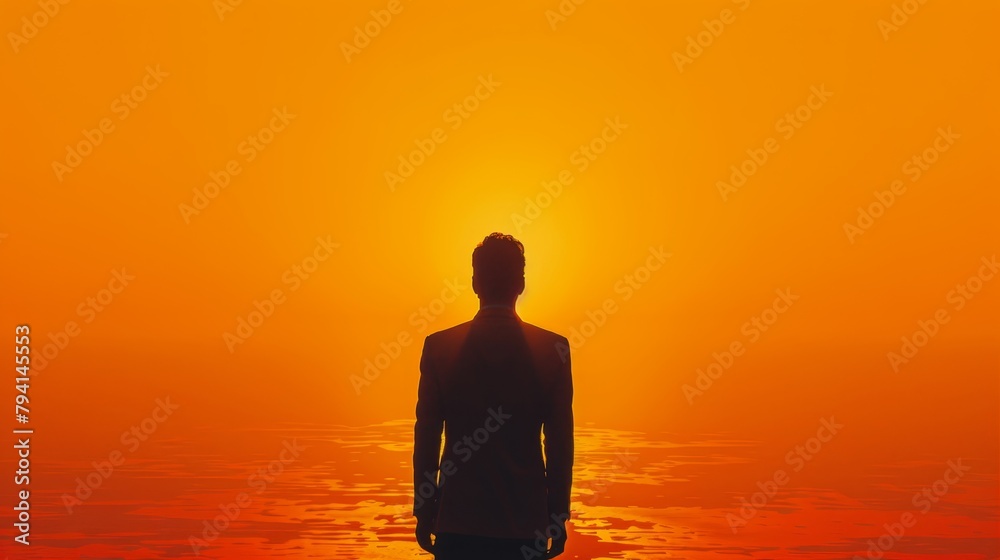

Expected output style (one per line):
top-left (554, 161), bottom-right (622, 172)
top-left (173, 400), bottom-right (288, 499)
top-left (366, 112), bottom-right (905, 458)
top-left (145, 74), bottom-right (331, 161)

top-left (413, 233), bottom-right (574, 559)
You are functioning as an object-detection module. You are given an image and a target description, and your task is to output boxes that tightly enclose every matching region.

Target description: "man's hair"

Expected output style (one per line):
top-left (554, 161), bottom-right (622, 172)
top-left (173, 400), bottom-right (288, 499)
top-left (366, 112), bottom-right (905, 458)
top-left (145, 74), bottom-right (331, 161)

top-left (472, 233), bottom-right (525, 301)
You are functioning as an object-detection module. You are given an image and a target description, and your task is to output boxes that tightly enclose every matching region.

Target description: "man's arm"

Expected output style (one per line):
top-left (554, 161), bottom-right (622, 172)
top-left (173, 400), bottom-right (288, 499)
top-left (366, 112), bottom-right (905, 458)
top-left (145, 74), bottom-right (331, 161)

top-left (413, 336), bottom-right (443, 522)
top-left (543, 340), bottom-right (574, 521)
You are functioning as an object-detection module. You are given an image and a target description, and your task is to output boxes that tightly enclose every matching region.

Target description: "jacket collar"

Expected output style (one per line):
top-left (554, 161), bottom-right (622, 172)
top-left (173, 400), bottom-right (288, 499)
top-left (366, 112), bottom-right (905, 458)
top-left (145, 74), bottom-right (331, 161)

top-left (474, 304), bottom-right (520, 321)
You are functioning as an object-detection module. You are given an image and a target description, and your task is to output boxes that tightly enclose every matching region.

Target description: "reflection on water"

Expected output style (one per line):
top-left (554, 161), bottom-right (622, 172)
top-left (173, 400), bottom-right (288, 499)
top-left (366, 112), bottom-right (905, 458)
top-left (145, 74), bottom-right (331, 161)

top-left (7, 421), bottom-right (998, 559)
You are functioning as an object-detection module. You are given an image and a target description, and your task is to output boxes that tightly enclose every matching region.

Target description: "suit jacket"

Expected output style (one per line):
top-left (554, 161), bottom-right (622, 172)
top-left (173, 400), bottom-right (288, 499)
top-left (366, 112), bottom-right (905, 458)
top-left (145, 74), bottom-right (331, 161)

top-left (412, 306), bottom-right (573, 539)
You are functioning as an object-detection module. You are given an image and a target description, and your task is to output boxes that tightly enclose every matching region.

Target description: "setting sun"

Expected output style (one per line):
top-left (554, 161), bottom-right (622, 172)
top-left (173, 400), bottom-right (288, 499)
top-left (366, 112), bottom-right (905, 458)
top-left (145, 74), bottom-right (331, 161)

top-left (1, 0), bottom-right (997, 558)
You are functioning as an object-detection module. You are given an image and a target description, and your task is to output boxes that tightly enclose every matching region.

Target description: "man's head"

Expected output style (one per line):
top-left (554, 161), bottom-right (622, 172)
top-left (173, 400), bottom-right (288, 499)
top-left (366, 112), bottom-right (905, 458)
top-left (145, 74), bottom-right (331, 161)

top-left (472, 233), bottom-right (525, 305)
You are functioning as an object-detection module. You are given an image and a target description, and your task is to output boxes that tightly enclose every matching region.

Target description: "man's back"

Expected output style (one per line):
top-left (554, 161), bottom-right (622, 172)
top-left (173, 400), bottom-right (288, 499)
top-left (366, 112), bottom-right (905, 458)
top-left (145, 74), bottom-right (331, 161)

top-left (413, 306), bottom-right (574, 540)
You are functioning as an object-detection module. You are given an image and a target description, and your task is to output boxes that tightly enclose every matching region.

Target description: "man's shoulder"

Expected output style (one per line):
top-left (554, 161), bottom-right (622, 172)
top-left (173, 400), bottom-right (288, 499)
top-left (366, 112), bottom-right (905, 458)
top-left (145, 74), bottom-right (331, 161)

top-left (423, 318), bottom-right (567, 345)
top-left (520, 321), bottom-right (572, 371)
top-left (424, 320), bottom-right (474, 346)
top-left (519, 320), bottom-right (568, 345)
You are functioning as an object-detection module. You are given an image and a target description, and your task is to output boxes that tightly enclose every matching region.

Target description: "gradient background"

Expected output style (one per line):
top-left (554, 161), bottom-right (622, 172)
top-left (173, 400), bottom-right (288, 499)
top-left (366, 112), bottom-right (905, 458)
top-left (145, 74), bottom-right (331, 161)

top-left (1, 0), bottom-right (998, 558)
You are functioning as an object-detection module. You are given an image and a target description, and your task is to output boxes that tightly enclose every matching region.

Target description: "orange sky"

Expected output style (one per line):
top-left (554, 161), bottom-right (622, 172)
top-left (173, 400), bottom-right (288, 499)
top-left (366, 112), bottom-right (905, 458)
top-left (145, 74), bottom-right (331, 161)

top-left (0, 0), bottom-right (997, 485)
